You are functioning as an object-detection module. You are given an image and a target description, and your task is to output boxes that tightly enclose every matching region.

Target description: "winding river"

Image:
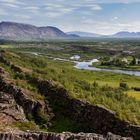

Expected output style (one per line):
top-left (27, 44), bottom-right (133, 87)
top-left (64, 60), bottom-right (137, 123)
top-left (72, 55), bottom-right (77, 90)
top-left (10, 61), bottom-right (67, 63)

top-left (27, 52), bottom-right (140, 76)
top-left (75, 59), bottom-right (140, 76)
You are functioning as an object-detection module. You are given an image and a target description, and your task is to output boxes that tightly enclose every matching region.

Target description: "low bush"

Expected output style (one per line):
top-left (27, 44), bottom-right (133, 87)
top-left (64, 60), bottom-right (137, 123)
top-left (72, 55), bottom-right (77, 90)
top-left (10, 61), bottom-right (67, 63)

top-left (13, 121), bottom-right (39, 131)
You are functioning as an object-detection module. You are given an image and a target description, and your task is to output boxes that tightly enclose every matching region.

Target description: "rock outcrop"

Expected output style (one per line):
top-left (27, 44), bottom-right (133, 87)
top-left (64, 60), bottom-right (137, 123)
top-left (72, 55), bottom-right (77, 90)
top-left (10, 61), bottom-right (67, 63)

top-left (0, 132), bottom-right (133, 140)
top-left (32, 78), bottom-right (140, 139)
top-left (0, 68), bottom-right (54, 129)
top-left (0, 67), bottom-right (4, 73)
top-left (0, 52), bottom-right (32, 74)
top-left (0, 91), bottom-right (27, 129)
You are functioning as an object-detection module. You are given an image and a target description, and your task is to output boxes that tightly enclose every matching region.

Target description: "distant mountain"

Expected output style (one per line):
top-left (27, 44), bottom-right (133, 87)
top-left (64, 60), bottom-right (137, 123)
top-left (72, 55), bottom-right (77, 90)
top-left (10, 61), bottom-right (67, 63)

top-left (67, 31), bottom-right (102, 37)
top-left (0, 21), bottom-right (69, 40)
top-left (67, 31), bottom-right (140, 38)
top-left (1, 22), bottom-right (140, 40)
top-left (112, 31), bottom-right (140, 38)
top-left (39, 26), bottom-right (67, 38)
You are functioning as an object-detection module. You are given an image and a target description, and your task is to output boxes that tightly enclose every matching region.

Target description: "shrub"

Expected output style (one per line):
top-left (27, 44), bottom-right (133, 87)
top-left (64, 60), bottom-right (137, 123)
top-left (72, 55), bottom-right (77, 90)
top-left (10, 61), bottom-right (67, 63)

top-left (119, 82), bottom-right (129, 90)
top-left (13, 121), bottom-right (39, 131)
top-left (132, 87), bottom-right (140, 91)
top-left (34, 108), bottom-right (49, 128)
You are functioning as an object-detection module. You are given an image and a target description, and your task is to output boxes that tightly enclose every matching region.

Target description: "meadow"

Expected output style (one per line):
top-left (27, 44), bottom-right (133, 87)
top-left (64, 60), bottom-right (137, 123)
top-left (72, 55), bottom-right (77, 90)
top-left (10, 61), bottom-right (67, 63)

top-left (1, 39), bottom-right (140, 127)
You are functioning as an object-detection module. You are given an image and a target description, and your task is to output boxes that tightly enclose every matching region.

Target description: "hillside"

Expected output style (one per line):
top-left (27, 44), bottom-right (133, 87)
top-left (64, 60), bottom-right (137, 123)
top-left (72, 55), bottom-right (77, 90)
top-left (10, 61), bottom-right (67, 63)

top-left (1, 22), bottom-right (140, 40)
top-left (0, 22), bottom-right (68, 40)
top-left (0, 44), bottom-right (140, 139)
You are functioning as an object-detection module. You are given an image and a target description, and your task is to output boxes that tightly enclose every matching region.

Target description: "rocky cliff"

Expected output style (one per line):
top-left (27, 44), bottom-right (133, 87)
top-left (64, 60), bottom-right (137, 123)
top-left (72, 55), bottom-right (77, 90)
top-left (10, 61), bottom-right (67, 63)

top-left (0, 67), bottom-right (54, 130)
top-left (0, 91), bottom-right (27, 130)
top-left (0, 132), bottom-right (133, 140)
top-left (31, 78), bottom-right (140, 139)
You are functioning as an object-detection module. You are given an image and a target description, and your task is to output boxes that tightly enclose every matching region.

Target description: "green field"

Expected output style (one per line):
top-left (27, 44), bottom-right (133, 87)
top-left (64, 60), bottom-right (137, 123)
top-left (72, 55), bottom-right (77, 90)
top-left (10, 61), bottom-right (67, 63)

top-left (1, 40), bottom-right (140, 127)
top-left (0, 45), bottom-right (14, 48)
top-left (1, 42), bottom-right (140, 101)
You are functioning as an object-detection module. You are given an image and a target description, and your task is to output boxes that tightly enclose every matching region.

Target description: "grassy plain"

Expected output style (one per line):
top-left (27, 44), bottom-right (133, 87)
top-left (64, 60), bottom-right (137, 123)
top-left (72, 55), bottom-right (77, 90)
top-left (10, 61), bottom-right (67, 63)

top-left (1, 40), bottom-right (140, 126)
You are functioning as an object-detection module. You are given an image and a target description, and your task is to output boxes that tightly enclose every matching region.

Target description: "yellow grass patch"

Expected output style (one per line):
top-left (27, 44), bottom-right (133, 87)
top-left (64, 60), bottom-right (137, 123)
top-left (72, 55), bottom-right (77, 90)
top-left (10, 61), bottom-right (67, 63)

top-left (127, 90), bottom-right (140, 100)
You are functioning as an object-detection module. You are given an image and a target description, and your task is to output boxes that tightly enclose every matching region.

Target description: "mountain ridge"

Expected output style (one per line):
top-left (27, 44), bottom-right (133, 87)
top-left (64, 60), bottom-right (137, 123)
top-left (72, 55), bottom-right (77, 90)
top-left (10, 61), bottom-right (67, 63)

top-left (67, 31), bottom-right (101, 37)
top-left (67, 31), bottom-right (140, 38)
top-left (0, 21), bottom-right (69, 40)
top-left (1, 21), bottom-right (140, 40)
top-left (112, 31), bottom-right (140, 38)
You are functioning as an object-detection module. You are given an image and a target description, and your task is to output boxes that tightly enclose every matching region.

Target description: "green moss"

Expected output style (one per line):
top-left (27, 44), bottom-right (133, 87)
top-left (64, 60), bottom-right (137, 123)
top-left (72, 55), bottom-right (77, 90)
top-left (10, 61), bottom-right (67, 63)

top-left (48, 117), bottom-right (79, 133)
top-left (12, 121), bottom-right (40, 131)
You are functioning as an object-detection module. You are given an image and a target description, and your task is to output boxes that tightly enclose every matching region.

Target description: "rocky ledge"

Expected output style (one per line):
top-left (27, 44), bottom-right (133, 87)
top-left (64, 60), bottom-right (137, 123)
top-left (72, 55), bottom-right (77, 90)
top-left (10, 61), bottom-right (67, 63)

top-left (0, 132), bottom-right (133, 140)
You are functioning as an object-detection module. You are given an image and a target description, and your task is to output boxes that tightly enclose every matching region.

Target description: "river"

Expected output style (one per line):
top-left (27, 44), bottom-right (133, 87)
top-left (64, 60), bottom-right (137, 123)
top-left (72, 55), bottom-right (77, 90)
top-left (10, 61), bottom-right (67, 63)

top-left (75, 59), bottom-right (140, 76)
top-left (28, 52), bottom-right (140, 76)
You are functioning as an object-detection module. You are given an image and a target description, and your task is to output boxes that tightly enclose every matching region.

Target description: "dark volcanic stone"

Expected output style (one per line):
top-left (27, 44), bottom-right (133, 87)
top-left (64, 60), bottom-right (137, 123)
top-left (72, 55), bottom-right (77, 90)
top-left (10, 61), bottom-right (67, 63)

top-left (0, 132), bottom-right (133, 140)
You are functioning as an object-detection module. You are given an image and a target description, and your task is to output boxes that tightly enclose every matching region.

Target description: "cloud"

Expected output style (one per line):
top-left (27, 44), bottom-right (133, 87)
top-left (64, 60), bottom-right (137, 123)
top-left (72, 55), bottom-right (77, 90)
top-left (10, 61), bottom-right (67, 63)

top-left (0, 0), bottom-right (25, 12)
top-left (0, 0), bottom-right (25, 5)
top-left (24, 6), bottom-right (40, 10)
top-left (111, 16), bottom-right (119, 21)
top-left (66, 2), bottom-right (102, 11)
top-left (0, 3), bottom-right (19, 8)
top-left (0, 9), bottom-right (8, 16)
top-left (90, 4), bottom-right (102, 10)
top-left (94, 0), bottom-right (140, 3)
top-left (81, 11), bottom-right (93, 16)
top-left (44, 3), bottom-right (75, 18)
top-left (0, 0), bottom-right (140, 34)
top-left (23, 6), bottom-right (40, 14)
top-left (113, 16), bottom-right (119, 20)
top-left (45, 8), bottom-right (74, 18)
top-left (43, 1), bottom-right (102, 19)
top-left (74, 19), bottom-right (140, 34)
top-left (45, 12), bottom-right (63, 18)
top-left (14, 14), bottom-right (32, 20)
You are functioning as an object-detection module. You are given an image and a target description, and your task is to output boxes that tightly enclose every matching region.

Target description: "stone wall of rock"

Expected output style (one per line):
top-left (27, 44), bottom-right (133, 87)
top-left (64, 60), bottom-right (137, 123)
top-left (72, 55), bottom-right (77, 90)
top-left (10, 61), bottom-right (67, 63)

top-left (0, 91), bottom-right (27, 129)
top-left (0, 132), bottom-right (133, 140)
top-left (32, 78), bottom-right (140, 139)
top-left (0, 71), bottom-right (54, 127)
top-left (0, 71), bottom-right (134, 140)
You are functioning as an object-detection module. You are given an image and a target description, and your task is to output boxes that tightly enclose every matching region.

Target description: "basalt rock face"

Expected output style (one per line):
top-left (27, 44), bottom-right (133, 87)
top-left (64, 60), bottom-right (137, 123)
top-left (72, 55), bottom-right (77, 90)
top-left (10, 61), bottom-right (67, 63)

top-left (0, 74), bottom-right (133, 140)
top-left (32, 78), bottom-right (140, 139)
top-left (0, 69), bottom-right (54, 128)
top-left (0, 132), bottom-right (133, 140)
top-left (0, 53), bottom-right (54, 128)
top-left (0, 92), bottom-right (27, 129)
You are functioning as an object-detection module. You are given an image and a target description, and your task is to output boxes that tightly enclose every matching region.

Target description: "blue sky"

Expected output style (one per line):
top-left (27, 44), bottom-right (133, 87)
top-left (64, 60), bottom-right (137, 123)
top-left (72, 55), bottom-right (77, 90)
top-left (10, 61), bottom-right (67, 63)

top-left (0, 0), bottom-right (140, 34)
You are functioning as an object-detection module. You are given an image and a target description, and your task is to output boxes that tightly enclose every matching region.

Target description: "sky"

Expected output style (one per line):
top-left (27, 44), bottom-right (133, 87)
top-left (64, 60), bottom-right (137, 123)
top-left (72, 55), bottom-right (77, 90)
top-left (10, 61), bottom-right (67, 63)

top-left (0, 0), bottom-right (140, 34)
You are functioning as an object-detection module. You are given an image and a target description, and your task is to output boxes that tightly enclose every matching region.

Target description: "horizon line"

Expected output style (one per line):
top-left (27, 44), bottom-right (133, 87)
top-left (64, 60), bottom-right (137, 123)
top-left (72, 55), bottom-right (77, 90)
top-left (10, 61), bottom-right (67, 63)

top-left (0, 20), bottom-right (140, 36)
